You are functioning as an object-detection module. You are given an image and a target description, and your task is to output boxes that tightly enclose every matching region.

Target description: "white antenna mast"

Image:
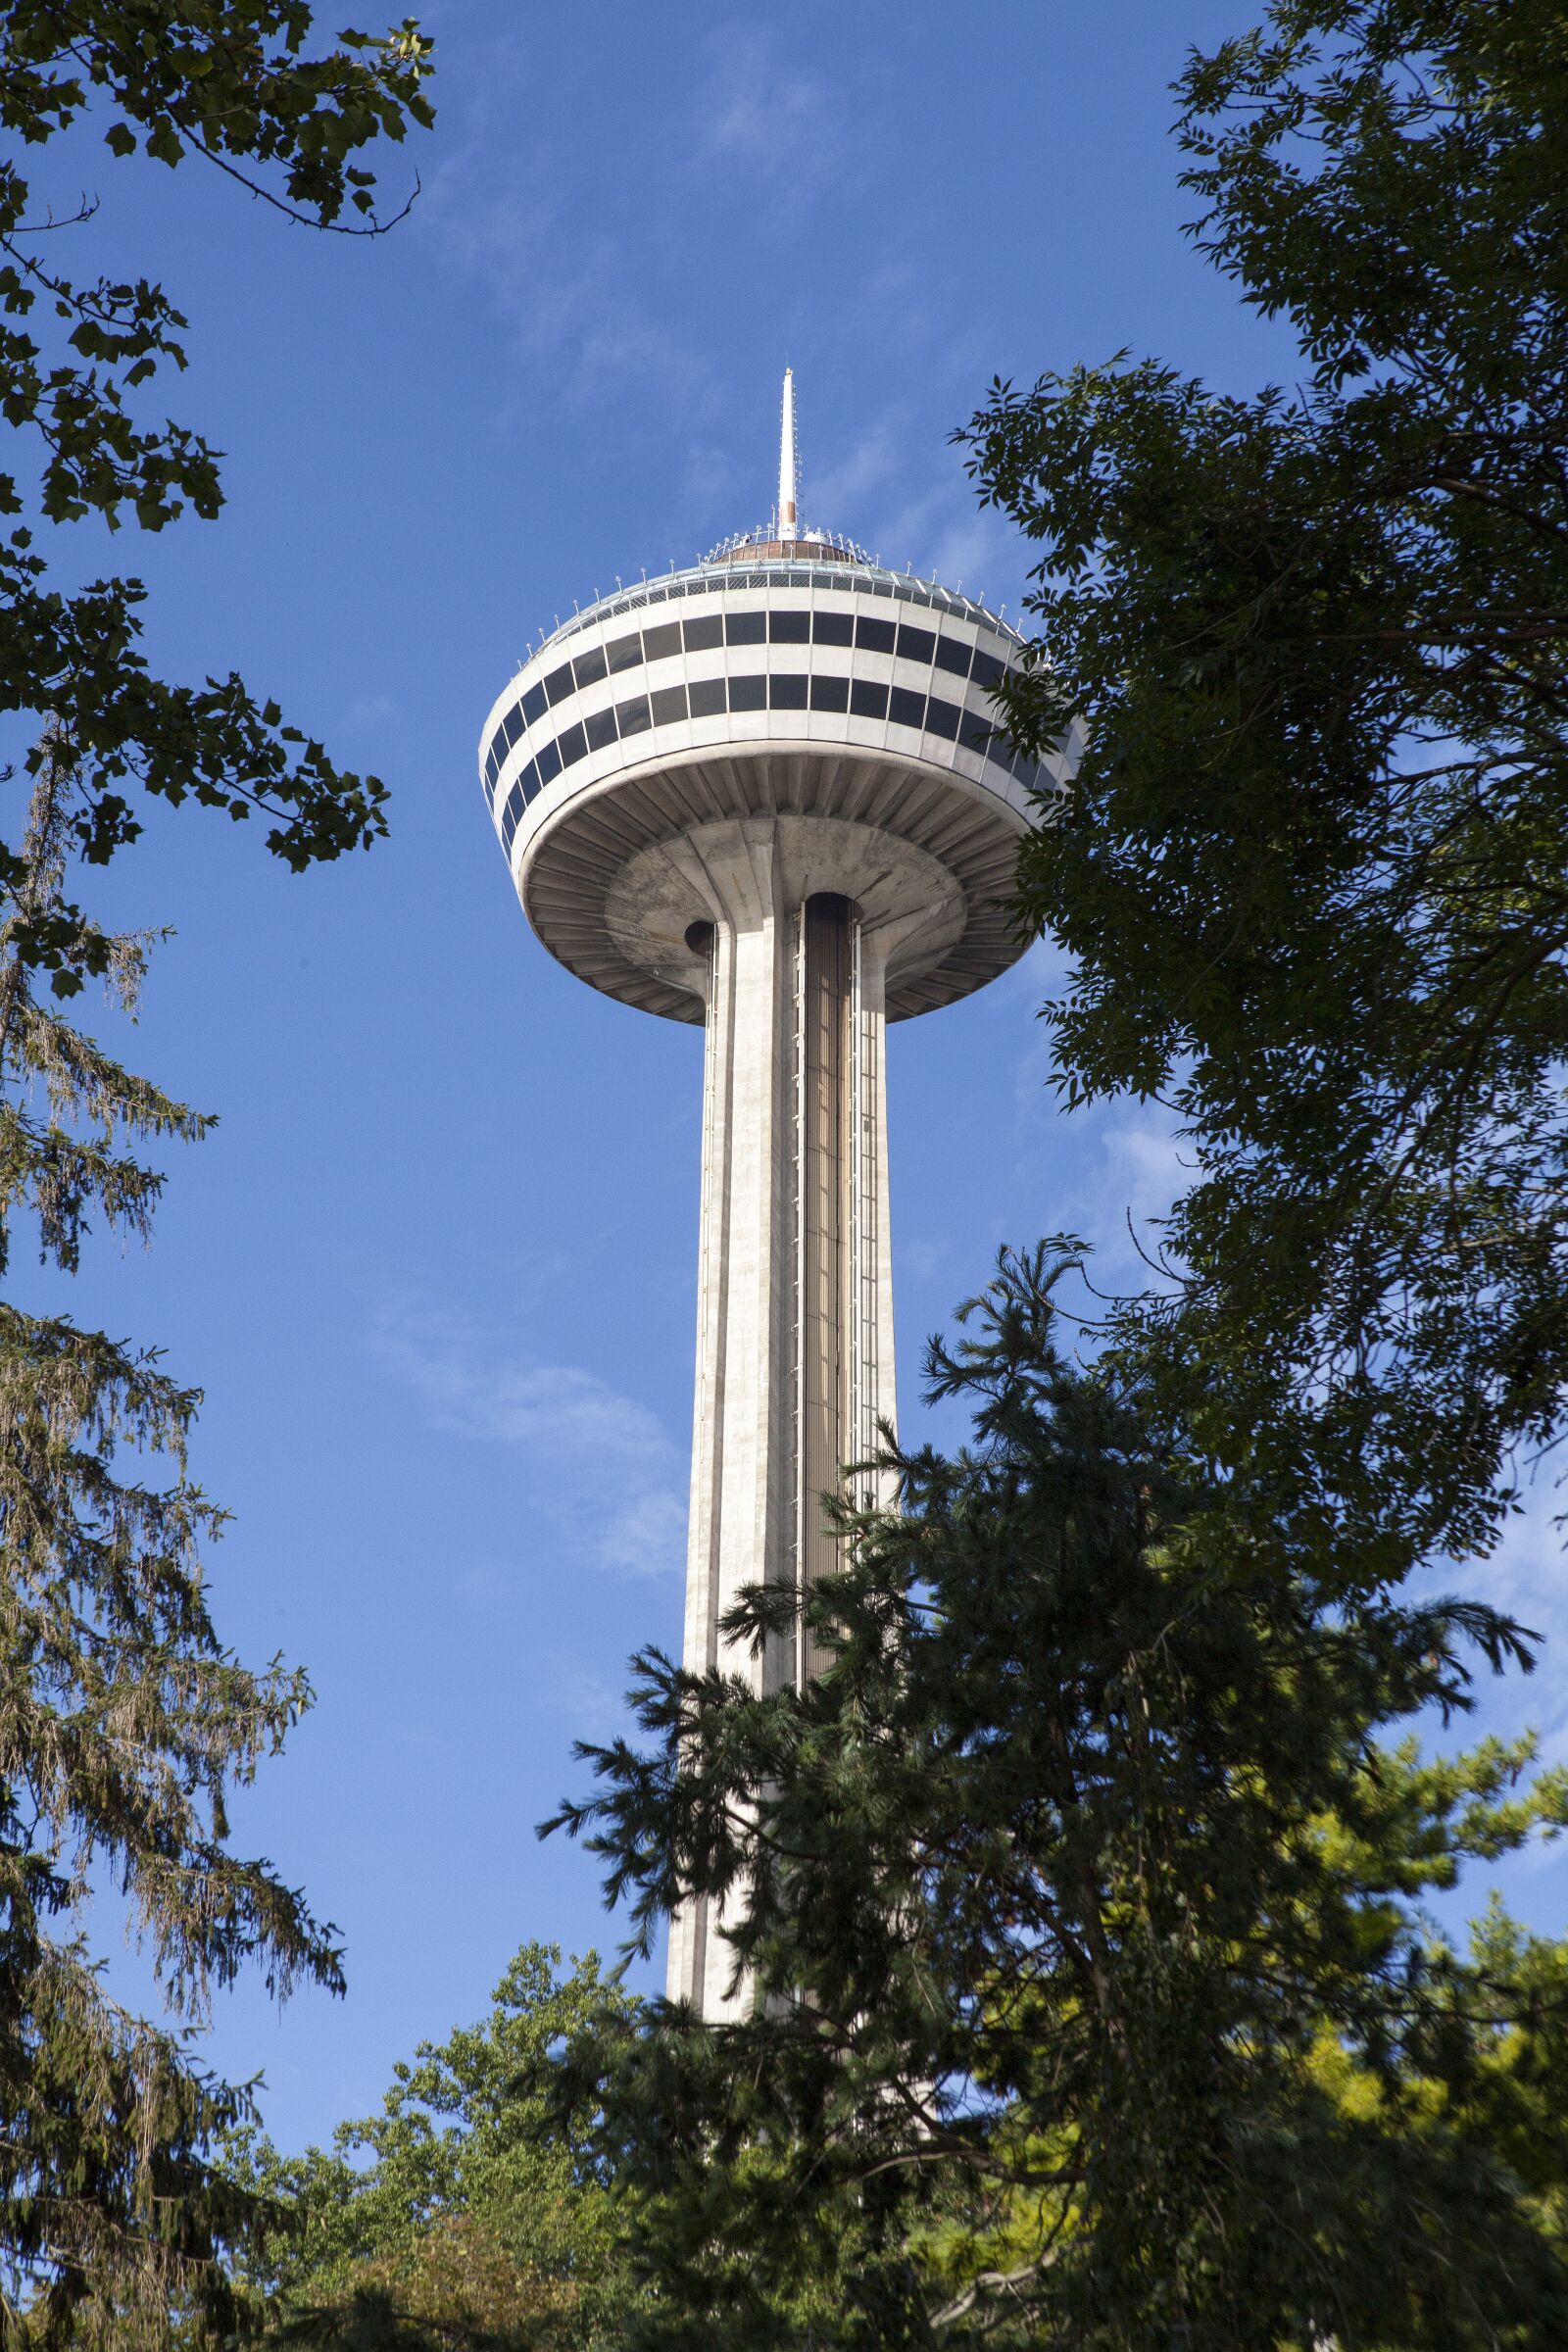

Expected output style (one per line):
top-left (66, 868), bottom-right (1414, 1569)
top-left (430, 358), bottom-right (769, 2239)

top-left (778, 367), bottom-right (798, 542)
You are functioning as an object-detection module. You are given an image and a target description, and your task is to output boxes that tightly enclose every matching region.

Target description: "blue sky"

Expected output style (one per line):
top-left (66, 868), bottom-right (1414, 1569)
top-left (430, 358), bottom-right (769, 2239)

top-left (16, 0), bottom-right (1565, 2156)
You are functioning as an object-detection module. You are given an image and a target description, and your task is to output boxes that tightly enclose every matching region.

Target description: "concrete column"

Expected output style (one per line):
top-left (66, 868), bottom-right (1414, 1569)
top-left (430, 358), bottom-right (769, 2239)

top-left (664, 828), bottom-right (898, 2017)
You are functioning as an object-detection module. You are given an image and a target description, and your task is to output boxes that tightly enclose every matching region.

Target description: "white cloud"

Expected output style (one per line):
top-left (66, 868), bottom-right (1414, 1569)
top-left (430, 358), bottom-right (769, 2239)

top-left (693, 24), bottom-right (848, 208)
top-left (374, 1306), bottom-right (687, 1582)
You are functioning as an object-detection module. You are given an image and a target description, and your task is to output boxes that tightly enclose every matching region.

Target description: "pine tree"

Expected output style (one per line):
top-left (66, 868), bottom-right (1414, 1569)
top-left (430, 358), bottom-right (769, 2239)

top-left (0, 736), bottom-right (343, 2346)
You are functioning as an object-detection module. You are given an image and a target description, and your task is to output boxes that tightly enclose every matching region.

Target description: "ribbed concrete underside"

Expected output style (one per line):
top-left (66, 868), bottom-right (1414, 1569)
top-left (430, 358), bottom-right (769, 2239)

top-left (518, 743), bottom-right (1030, 1023)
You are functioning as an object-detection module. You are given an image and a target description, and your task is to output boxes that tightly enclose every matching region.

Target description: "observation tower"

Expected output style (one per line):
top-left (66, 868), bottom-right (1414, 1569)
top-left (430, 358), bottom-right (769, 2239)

top-left (478, 375), bottom-right (1071, 2018)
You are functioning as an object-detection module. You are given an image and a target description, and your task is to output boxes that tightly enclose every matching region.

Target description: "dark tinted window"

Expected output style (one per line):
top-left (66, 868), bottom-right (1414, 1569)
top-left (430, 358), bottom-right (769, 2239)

top-left (586, 707), bottom-right (618, 751)
top-left (559, 722), bottom-right (588, 767)
top-left (769, 673), bottom-right (808, 709)
top-left (497, 709), bottom-right (519, 751)
top-left (545, 662), bottom-right (575, 706)
top-left (728, 674), bottom-right (766, 710)
top-left (850, 678), bottom-right (889, 719)
top-left (651, 684), bottom-right (689, 725)
top-left (970, 649), bottom-right (1005, 692)
top-left (924, 696), bottom-right (960, 740)
top-left (809, 674), bottom-right (849, 713)
top-left (572, 646), bottom-right (607, 690)
top-left (535, 739), bottom-right (563, 786)
top-left (521, 681), bottom-right (548, 727)
top-left (683, 614), bottom-right (723, 653)
top-left (856, 615), bottom-right (896, 655)
top-left (688, 677), bottom-right (726, 718)
top-left (888, 686), bottom-right (925, 730)
top-left (519, 759), bottom-right (543, 803)
top-left (769, 610), bottom-right (809, 643)
top-left (484, 742), bottom-right (502, 791)
top-left (896, 623), bottom-right (935, 666)
top-left (933, 636), bottom-right (971, 678)
top-left (725, 611), bottom-right (766, 645)
top-left (618, 695), bottom-right (652, 735)
top-left (606, 632), bottom-right (642, 673)
top-left (643, 622), bottom-right (682, 662)
top-left (811, 611), bottom-right (853, 646)
top-left (502, 780), bottom-right (524, 846)
top-left (964, 714), bottom-right (997, 755)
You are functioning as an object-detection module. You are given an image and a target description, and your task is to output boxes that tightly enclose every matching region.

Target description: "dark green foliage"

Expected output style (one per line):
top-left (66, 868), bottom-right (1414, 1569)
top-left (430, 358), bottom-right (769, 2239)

top-left (549, 1249), bottom-right (1568, 2349)
top-left (0, 0), bottom-right (435, 919)
top-left (957, 0), bottom-right (1568, 1575)
top-left (229, 1945), bottom-right (642, 2350)
top-left (0, 742), bottom-right (344, 2343)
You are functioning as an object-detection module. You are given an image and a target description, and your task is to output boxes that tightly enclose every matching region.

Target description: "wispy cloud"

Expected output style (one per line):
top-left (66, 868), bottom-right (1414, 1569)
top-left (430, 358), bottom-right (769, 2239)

top-left (693, 24), bottom-right (849, 212)
top-left (375, 1306), bottom-right (687, 1581)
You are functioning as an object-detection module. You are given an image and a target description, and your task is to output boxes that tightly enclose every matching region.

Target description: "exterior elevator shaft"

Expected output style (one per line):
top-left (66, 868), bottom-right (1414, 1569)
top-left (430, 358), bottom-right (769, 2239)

top-left (664, 823), bottom-right (896, 2018)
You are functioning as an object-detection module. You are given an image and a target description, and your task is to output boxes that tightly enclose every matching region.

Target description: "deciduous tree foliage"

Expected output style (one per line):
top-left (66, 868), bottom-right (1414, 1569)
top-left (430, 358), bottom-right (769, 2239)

top-left (0, 0), bottom-right (434, 946)
top-left (229, 1945), bottom-right (641, 2351)
top-left (551, 1250), bottom-right (1568, 2350)
top-left (958, 0), bottom-right (1568, 1577)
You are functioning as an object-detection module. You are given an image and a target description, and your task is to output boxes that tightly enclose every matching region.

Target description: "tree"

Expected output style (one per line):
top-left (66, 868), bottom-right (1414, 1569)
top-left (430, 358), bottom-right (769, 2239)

top-left (228, 1944), bottom-right (642, 2351)
top-left (957, 0), bottom-right (1568, 1583)
top-left (549, 1249), bottom-right (1568, 2349)
top-left (0, 0), bottom-right (434, 933)
top-left (0, 5), bottom-right (435, 2333)
top-left (0, 740), bottom-right (346, 2342)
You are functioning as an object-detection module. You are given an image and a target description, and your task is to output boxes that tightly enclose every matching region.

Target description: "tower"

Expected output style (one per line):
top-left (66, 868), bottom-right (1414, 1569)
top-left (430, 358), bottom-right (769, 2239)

top-left (479, 376), bottom-right (1070, 2017)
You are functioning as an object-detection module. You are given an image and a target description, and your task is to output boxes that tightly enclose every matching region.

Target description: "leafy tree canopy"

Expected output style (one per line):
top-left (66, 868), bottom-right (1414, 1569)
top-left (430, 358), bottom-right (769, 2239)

top-left (550, 1249), bottom-right (1568, 2350)
top-left (958, 0), bottom-right (1568, 1577)
top-left (229, 1944), bottom-right (642, 2351)
top-left (0, 0), bottom-right (434, 972)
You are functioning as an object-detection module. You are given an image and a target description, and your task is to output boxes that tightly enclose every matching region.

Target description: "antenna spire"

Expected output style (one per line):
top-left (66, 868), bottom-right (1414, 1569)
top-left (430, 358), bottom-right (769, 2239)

top-left (778, 368), bottom-right (798, 541)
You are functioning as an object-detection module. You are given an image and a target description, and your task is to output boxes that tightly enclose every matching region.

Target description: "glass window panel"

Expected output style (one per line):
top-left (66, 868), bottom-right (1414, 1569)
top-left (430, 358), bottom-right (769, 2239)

top-left (896, 623), bottom-right (936, 665)
top-left (683, 614), bottom-right (723, 653)
top-left (850, 678), bottom-right (889, 719)
top-left (606, 632), bottom-right (643, 673)
top-left (574, 649), bottom-right (608, 691)
top-left (924, 696), bottom-right (960, 740)
top-left (728, 674), bottom-right (766, 710)
top-left (888, 686), bottom-right (926, 730)
top-left (519, 759), bottom-right (543, 803)
top-left (651, 684), bottom-right (689, 725)
top-left (988, 734), bottom-right (1013, 769)
top-left (586, 707), bottom-right (618, 751)
top-left (811, 612), bottom-right (853, 646)
top-left (501, 781), bottom-right (524, 844)
top-left (768, 610), bottom-right (810, 643)
top-left (933, 636), bottom-right (971, 678)
top-left (559, 722), bottom-right (588, 766)
top-left (521, 681), bottom-right (548, 727)
top-left (544, 662), bottom-right (575, 706)
top-left (642, 622), bottom-right (682, 662)
top-left (617, 695), bottom-right (652, 735)
top-left (856, 615), bottom-right (896, 654)
top-left (809, 674), bottom-right (849, 712)
top-left (535, 739), bottom-right (563, 785)
top-left (964, 714), bottom-right (998, 756)
top-left (688, 677), bottom-right (726, 717)
top-left (725, 611), bottom-right (766, 645)
top-left (769, 673), bottom-right (808, 709)
top-left (484, 743), bottom-right (502, 791)
top-left (495, 710), bottom-right (516, 752)
top-left (970, 649), bottom-right (1005, 691)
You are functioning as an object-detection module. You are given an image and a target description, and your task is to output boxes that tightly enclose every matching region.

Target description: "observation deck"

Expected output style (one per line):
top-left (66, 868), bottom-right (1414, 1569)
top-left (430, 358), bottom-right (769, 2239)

top-left (477, 547), bottom-right (1069, 1024)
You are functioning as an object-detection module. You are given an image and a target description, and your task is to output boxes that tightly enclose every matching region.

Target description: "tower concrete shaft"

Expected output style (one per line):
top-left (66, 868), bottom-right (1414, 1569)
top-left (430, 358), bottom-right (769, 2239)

top-left (665, 821), bottom-right (896, 2019)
